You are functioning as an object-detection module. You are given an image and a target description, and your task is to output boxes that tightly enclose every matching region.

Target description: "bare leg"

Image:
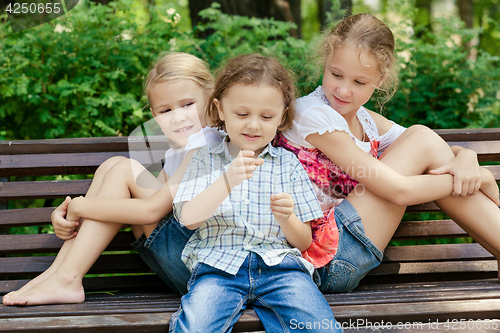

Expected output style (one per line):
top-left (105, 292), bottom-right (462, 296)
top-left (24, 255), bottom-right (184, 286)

top-left (2, 157), bottom-right (127, 304)
top-left (347, 125), bottom-right (500, 265)
top-left (4, 158), bottom-right (162, 306)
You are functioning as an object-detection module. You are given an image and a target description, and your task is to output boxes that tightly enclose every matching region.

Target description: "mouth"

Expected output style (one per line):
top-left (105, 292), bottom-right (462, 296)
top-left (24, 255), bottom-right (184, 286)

top-left (174, 125), bottom-right (194, 134)
top-left (333, 95), bottom-right (350, 106)
top-left (243, 133), bottom-right (261, 141)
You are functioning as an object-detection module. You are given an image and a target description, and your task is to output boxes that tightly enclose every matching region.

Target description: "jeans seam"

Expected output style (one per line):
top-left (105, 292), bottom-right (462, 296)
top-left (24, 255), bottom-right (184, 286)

top-left (220, 296), bottom-right (248, 333)
top-left (255, 296), bottom-right (289, 333)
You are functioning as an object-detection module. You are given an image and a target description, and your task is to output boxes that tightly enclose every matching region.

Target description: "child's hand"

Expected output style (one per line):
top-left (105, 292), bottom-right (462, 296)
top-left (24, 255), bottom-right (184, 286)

top-left (479, 167), bottom-right (500, 206)
top-left (225, 150), bottom-right (264, 189)
top-left (270, 192), bottom-right (294, 224)
top-left (51, 196), bottom-right (80, 240)
top-left (430, 149), bottom-right (481, 197)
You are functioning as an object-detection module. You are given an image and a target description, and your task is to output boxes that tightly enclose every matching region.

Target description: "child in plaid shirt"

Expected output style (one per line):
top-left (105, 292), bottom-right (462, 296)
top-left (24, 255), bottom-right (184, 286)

top-left (170, 54), bottom-right (341, 332)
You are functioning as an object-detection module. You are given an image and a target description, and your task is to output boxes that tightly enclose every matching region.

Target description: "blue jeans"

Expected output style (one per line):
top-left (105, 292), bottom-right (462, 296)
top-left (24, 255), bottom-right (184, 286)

top-left (170, 252), bottom-right (342, 333)
top-left (314, 199), bottom-right (384, 293)
top-left (131, 213), bottom-right (194, 295)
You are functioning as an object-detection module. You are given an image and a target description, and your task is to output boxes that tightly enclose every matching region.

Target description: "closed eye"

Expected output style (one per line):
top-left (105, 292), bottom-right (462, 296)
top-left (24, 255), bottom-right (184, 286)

top-left (183, 102), bottom-right (194, 108)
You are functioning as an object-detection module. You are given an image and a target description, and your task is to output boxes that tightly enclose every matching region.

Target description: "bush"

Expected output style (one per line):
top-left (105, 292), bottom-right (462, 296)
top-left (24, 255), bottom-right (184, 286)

top-left (1, 0), bottom-right (499, 140)
top-left (0, 0), bottom-right (181, 140)
top-left (367, 16), bottom-right (500, 129)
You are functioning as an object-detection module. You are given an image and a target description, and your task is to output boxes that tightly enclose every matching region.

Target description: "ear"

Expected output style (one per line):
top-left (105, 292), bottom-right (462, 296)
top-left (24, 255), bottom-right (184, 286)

top-left (150, 107), bottom-right (156, 118)
top-left (214, 98), bottom-right (224, 121)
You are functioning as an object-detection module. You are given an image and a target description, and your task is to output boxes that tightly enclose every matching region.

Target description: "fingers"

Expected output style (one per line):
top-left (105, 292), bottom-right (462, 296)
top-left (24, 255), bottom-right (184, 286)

top-left (452, 175), bottom-right (482, 197)
top-left (270, 193), bottom-right (293, 212)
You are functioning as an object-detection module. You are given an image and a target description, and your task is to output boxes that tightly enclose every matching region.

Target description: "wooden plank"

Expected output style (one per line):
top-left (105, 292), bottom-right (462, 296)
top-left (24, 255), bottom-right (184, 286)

top-left (0, 180), bottom-right (91, 201)
top-left (383, 243), bottom-right (493, 262)
top-left (0, 137), bottom-right (130, 155)
top-left (0, 207), bottom-right (53, 228)
top-left (0, 232), bottom-right (136, 254)
top-left (446, 141), bottom-right (500, 162)
top-left (0, 254), bottom-right (151, 276)
top-left (370, 260), bottom-right (497, 276)
top-left (0, 275), bottom-right (167, 294)
top-left (392, 220), bottom-right (467, 239)
top-left (0, 152), bottom-right (129, 177)
top-left (435, 127), bottom-right (500, 142)
top-left (332, 298), bottom-right (500, 326)
top-left (0, 136), bottom-right (169, 155)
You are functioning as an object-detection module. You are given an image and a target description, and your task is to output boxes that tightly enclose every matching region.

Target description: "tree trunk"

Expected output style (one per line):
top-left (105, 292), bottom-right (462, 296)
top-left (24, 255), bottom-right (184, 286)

top-left (414, 0), bottom-right (433, 35)
top-left (457, 0), bottom-right (473, 29)
top-left (317, 0), bottom-right (352, 30)
top-left (189, 0), bottom-right (301, 37)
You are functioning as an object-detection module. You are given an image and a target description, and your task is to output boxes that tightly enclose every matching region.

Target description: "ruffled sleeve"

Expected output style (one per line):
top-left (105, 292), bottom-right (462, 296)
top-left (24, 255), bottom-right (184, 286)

top-left (283, 93), bottom-right (351, 148)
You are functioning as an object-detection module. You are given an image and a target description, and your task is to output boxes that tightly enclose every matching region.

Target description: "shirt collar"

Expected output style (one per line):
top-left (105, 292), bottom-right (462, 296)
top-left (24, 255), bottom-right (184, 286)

top-left (209, 135), bottom-right (282, 160)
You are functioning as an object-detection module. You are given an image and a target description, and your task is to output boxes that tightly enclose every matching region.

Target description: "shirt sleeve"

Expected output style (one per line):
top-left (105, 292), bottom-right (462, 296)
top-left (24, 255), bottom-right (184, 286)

top-left (287, 96), bottom-right (351, 148)
top-left (286, 154), bottom-right (324, 223)
top-left (377, 122), bottom-right (407, 154)
top-left (173, 150), bottom-right (211, 225)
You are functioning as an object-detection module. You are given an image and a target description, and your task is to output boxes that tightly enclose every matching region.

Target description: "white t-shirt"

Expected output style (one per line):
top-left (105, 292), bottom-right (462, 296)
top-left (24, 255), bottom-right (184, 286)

top-left (283, 86), bottom-right (406, 155)
top-left (163, 127), bottom-right (225, 177)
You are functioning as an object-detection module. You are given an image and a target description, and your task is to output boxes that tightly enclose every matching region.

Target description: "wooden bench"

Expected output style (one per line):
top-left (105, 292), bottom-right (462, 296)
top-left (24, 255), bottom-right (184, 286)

top-left (1, 128), bottom-right (500, 332)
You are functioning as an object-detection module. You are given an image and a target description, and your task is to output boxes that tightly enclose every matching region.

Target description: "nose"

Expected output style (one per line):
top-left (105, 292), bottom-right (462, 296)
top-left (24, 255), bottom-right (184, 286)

top-left (336, 83), bottom-right (352, 98)
top-left (171, 108), bottom-right (187, 123)
top-left (247, 116), bottom-right (260, 131)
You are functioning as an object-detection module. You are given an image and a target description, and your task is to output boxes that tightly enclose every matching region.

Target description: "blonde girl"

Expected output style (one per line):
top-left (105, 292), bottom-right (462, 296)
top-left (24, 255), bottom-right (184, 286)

top-left (3, 52), bottom-right (223, 306)
top-left (169, 54), bottom-right (340, 332)
top-left (275, 13), bottom-right (500, 293)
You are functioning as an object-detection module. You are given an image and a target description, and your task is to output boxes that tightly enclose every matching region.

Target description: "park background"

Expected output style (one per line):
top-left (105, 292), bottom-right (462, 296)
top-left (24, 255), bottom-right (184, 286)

top-left (1, 0), bottom-right (499, 243)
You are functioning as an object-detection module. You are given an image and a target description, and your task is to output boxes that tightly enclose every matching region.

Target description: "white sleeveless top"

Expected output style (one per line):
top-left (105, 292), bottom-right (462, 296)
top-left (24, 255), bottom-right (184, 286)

top-left (283, 86), bottom-right (406, 156)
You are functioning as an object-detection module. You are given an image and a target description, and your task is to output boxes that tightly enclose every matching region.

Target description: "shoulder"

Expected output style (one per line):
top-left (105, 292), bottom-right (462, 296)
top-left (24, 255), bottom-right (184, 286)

top-left (365, 109), bottom-right (394, 136)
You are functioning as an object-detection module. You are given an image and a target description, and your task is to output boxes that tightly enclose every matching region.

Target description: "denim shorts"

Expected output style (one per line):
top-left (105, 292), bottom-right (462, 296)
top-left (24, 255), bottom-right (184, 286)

top-left (314, 199), bottom-right (383, 293)
top-left (131, 213), bottom-right (194, 295)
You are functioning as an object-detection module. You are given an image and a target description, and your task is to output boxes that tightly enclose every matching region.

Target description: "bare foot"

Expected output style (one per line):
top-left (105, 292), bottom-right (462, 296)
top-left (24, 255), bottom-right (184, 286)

top-left (3, 272), bottom-right (85, 306)
top-left (2, 269), bottom-right (56, 304)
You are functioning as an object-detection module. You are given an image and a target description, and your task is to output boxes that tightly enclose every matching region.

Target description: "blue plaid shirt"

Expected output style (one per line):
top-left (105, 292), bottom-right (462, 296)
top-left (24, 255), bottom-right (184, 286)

top-left (173, 139), bottom-right (323, 275)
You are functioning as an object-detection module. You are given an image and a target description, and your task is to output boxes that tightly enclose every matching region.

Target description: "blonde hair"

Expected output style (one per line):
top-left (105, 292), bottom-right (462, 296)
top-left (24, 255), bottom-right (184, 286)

top-left (206, 54), bottom-right (295, 132)
top-left (144, 52), bottom-right (214, 103)
top-left (321, 13), bottom-right (398, 109)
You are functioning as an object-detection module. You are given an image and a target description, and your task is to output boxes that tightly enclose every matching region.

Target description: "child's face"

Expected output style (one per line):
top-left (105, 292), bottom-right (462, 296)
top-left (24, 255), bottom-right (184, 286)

top-left (149, 79), bottom-right (208, 147)
top-left (215, 84), bottom-right (284, 157)
top-left (322, 42), bottom-right (382, 117)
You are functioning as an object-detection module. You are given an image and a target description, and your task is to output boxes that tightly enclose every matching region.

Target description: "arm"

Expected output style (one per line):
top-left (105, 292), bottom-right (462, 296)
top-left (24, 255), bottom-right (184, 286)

top-left (270, 192), bottom-right (312, 251)
top-left (180, 150), bottom-right (264, 230)
top-left (66, 150), bottom-right (198, 225)
top-left (306, 130), bottom-right (456, 206)
top-left (430, 145), bottom-right (482, 196)
top-left (67, 186), bottom-right (173, 225)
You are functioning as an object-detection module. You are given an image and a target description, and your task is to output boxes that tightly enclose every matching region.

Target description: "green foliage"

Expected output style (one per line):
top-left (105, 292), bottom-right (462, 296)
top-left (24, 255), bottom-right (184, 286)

top-left (0, 0), bottom-right (182, 140)
top-left (0, 0), bottom-right (499, 141)
top-left (367, 16), bottom-right (500, 129)
top-left (188, 3), bottom-right (318, 96)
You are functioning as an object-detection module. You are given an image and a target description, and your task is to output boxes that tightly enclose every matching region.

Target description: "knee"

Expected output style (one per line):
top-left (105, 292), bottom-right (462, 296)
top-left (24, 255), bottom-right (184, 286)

top-left (95, 156), bottom-right (129, 178)
top-left (407, 125), bottom-right (451, 158)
